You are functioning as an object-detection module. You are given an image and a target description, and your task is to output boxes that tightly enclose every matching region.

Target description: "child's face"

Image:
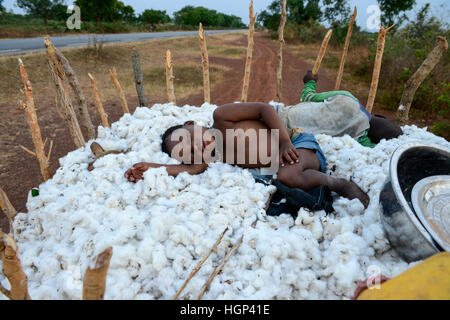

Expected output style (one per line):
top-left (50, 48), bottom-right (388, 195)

top-left (167, 125), bottom-right (215, 164)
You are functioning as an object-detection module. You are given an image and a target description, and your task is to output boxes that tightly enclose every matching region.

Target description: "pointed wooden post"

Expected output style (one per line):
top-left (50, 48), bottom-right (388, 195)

top-left (198, 23), bottom-right (211, 104)
top-left (0, 187), bottom-right (17, 234)
top-left (398, 36), bottom-right (448, 122)
top-left (82, 247), bottom-right (112, 300)
top-left (18, 59), bottom-right (52, 181)
top-left (165, 50), bottom-right (176, 105)
top-left (276, 0), bottom-right (287, 103)
top-left (132, 47), bottom-right (148, 107)
top-left (335, 6), bottom-right (357, 90)
top-left (54, 48), bottom-right (96, 140)
top-left (44, 36), bottom-right (85, 148)
top-left (241, 0), bottom-right (257, 102)
top-left (88, 73), bottom-right (109, 128)
top-left (0, 233), bottom-right (31, 300)
top-left (312, 29), bottom-right (333, 77)
top-left (109, 67), bottom-right (130, 114)
top-left (173, 227), bottom-right (229, 300)
top-left (366, 24), bottom-right (395, 114)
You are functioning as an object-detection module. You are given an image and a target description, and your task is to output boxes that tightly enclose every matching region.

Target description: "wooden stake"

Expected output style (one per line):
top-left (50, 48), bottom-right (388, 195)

top-left (88, 73), bottom-right (109, 128)
top-left (0, 187), bottom-right (17, 226)
top-left (173, 227), bottom-right (229, 300)
top-left (241, 0), bottom-right (257, 102)
top-left (196, 234), bottom-right (244, 300)
top-left (312, 29), bottom-right (333, 76)
top-left (18, 59), bottom-right (51, 181)
top-left (397, 36), bottom-right (448, 122)
top-left (198, 23), bottom-right (211, 104)
top-left (44, 36), bottom-right (86, 148)
top-left (195, 219), bottom-right (258, 300)
top-left (54, 48), bottom-right (96, 140)
top-left (366, 24), bottom-right (395, 114)
top-left (47, 140), bottom-right (53, 162)
top-left (165, 50), bottom-right (176, 105)
top-left (276, 0), bottom-right (287, 103)
top-left (335, 7), bottom-right (357, 90)
top-left (109, 67), bottom-right (130, 114)
top-left (0, 233), bottom-right (31, 300)
top-left (82, 247), bottom-right (112, 300)
top-left (19, 144), bottom-right (37, 158)
top-left (132, 47), bottom-right (148, 107)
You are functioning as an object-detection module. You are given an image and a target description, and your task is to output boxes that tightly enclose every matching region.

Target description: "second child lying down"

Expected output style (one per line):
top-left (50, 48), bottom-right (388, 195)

top-left (125, 102), bottom-right (370, 208)
top-left (274, 71), bottom-right (403, 147)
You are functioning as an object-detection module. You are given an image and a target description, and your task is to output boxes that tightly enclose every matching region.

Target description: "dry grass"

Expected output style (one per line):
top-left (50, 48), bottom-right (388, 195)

top-left (0, 32), bottom-right (246, 110)
top-left (208, 46), bottom-right (247, 58)
top-left (143, 63), bottom-right (227, 100)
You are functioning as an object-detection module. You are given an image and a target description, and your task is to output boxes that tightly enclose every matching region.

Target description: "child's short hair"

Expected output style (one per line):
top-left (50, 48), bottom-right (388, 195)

top-left (161, 125), bottom-right (184, 155)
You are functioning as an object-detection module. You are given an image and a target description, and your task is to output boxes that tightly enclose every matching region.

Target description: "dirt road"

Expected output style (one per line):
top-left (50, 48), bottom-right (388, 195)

top-left (180, 33), bottom-right (336, 106)
top-left (0, 33), bottom-right (346, 232)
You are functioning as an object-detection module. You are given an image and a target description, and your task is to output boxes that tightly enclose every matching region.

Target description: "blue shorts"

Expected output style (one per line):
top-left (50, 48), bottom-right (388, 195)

top-left (249, 132), bottom-right (327, 183)
top-left (291, 132), bottom-right (327, 173)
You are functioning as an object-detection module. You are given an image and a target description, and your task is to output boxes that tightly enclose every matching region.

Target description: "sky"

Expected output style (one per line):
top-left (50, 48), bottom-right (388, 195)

top-left (3, 0), bottom-right (449, 31)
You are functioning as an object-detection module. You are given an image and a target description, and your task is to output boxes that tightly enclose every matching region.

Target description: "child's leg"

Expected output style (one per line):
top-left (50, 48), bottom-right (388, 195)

top-left (277, 149), bottom-right (370, 208)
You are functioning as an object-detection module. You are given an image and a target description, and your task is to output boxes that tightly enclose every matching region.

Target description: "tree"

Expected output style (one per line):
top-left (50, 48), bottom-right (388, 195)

top-left (16, 0), bottom-right (66, 26)
top-left (75, 0), bottom-right (118, 24)
top-left (139, 9), bottom-right (170, 24)
top-left (0, 0), bottom-right (5, 13)
top-left (377, 0), bottom-right (416, 27)
top-left (173, 6), bottom-right (244, 28)
top-left (322, 0), bottom-right (351, 27)
top-left (257, 0), bottom-right (322, 30)
top-left (49, 2), bottom-right (69, 21)
top-left (116, 1), bottom-right (135, 22)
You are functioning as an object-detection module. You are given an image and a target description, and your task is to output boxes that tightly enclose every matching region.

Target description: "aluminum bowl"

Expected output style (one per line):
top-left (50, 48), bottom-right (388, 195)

top-left (412, 175), bottom-right (450, 252)
top-left (380, 142), bottom-right (450, 262)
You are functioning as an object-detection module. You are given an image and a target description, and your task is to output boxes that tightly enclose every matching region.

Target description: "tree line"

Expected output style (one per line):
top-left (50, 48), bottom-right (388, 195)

top-left (2, 0), bottom-right (245, 28)
top-left (257, 0), bottom-right (417, 31)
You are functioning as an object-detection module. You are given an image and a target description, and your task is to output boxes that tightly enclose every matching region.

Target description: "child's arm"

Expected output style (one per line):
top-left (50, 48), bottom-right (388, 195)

top-left (213, 102), bottom-right (299, 166)
top-left (125, 162), bottom-right (207, 182)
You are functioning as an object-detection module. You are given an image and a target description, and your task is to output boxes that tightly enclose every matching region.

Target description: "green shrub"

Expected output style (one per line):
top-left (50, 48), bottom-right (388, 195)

top-left (431, 121), bottom-right (450, 140)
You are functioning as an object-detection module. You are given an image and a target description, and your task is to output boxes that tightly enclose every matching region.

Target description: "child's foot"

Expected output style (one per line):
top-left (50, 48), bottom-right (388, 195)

top-left (334, 178), bottom-right (370, 209)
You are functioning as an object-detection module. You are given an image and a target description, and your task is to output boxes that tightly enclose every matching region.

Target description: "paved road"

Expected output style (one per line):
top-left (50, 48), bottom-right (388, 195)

top-left (0, 30), bottom-right (246, 56)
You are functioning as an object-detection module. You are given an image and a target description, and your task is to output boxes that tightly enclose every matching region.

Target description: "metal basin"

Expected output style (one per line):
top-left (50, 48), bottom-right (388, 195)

top-left (380, 143), bottom-right (450, 262)
top-left (412, 175), bottom-right (450, 252)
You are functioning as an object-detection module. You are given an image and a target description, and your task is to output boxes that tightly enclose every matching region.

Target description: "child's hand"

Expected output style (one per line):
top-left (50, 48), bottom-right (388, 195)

top-left (125, 162), bottom-right (150, 183)
top-left (279, 140), bottom-right (299, 167)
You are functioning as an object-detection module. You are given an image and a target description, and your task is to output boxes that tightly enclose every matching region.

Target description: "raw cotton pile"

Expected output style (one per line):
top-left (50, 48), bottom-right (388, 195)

top-left (2, 103), bottom-right (448, 300)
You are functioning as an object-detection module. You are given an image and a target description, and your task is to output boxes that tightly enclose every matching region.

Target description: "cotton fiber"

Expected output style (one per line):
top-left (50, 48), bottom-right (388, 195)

top-left (2, 103), bottom-right (448, 300)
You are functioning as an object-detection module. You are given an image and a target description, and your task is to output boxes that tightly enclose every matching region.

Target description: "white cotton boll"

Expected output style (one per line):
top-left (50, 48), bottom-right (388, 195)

top-left (152, 243), bottom-right (168, 272)
top-left (207, 213), bottom-right (229, 228)
top-left (169, 224), bottom-right (194, 245)
top-left (30, 284), bottom-right (60, 300)
top-left (156, 267), bottom-right (177, 298)
top-left (13, 103), bottom-right (443, 300)
top-left (295, 208), bottom-right (315, 225)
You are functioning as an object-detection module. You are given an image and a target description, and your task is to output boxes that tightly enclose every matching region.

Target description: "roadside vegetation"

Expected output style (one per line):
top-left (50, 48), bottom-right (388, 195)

top-left (0, 0), bottom-right (246, 38)
top-left (258, 0), bottom-right (449, 139)
top-left (0, 32), bottom-right (244, 112)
